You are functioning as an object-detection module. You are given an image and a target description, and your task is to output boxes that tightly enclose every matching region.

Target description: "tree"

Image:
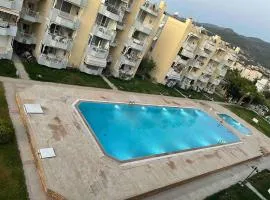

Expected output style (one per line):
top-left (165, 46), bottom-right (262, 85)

top-left (137, 58), bottom-right (156, 79)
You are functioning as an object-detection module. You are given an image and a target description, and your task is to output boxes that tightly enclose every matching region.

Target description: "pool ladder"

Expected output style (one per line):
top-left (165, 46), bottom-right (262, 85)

top-left (129, 101), bottom-right (136, 105)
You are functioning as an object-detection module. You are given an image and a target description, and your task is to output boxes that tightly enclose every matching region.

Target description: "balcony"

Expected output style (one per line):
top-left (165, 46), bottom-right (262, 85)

top-left (0, 47), bottom-right (13, 59)
top-left (185, 72), bottom-right (197, 80)
top-left (80, 64), bottom-right (104, 75)
top-left (174, 55), bottom-right (188, 65)
top-left (92, 24), bottom-right (116, 41)
top-left (38, 54), bottom-right (68, 69)
top-left (199, 75), bottom-right (210, 83)
top-left (116, 22), bottom-right (125, 30)
top-left (203, 40), bottom-right (216, 52)
top-left (192, 60), bottom-right (204, 69)
top-left (120, 54), bottom-right (139, 67)
top-left (65, 0), bottom-right (87, 7)
top-left (21, 8), bottom-right (42, 23)
top-left (99, 3), bottom-right (121, 21)
top-left (15, 31), bottom-right (36, 44)
top-left (183, 42), bottom-right (197, 52)
top-left (210, 78), bottom-right (221, 86)
top-left (110, 40), bottom-right (117, 47)
top-left (119, 69), bottom-right (134, 80)
top-left (167, 69), bottom-right (181, 81)
top-left (135, 20), bottom-right (152, 35)
top-left (127, 38), bottom-right (145, 52)
top-left (219, 68), bottom-right (227, 77)
top-left (84, 45), bottom-right (109, 68)
top-left (205, 67), bottom-right (215, 75)
top-left (43, 32), bottom-right (73, 51)
top-left (180, 49), bottom-right (194, 59)
top-left (0, 21), bottom-right (17, 36)
top-left (141, 2), bottom-right (159, 17)
top-left (0, 0), bottom-right (23, 11)
top-left (50, 8), bottom-right (80, 30)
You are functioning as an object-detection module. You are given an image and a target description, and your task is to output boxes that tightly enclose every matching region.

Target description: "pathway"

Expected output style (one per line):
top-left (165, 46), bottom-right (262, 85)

top-left (101, 75), bottom-right (118, 90)
top-left (3, 81), bottom-right (46, 200)
top-left (144, 156), bottom-right (270, 200)
top-left (12, 53), bottom-right (30, 80)
top-left (246, 182), bottom-right (268, 200)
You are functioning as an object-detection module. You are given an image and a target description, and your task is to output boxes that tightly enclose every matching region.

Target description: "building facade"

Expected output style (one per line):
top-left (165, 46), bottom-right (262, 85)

top-left (148, 14), bottom-right (240, 94)
top-left (8, 0), bottom-right (165, 77)
top-left (0, 0), bottom-right (23, 59)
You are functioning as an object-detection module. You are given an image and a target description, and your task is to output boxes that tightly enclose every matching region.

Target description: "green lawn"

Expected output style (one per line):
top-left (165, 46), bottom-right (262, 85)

top-left (205, 170), bottom-right (270, 200)
top-left (24, 62), bottom-right (110, 89)
top-left (108, 77), bottom-right (184, 97)
top-left (0, 82), bottom-right (28, 200)
top-left (0, 59), bottom-right (17, 78)
top-left (225, 105), bottom-right (270, 137)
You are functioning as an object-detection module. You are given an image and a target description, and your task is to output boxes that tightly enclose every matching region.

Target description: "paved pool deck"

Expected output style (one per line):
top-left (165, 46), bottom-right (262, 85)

top-left (16, 84), bottom-right (270, 200)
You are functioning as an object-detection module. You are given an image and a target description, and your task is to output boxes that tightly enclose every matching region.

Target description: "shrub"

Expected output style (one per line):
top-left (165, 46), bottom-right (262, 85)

top-left (0, 120), bottom-right (14, 144)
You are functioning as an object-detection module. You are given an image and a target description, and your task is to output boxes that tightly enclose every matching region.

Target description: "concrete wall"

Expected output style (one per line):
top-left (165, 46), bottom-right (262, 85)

top-left (149, 16), bottom-right (192, 84)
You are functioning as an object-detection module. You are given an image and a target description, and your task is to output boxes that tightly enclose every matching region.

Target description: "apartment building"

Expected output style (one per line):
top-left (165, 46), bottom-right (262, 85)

top-left (108, 0), bottom-right (166, 80)
top-left (0, 0), bottom-right (23, 59)
top-left (149, 14), bottom-right (240, 94)
top-left (10, 0), bottom-right (165, 77)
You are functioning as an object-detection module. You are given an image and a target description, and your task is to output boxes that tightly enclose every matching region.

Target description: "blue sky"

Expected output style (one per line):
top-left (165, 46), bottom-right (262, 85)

top-left (152, 0), bottom-right (270, 42)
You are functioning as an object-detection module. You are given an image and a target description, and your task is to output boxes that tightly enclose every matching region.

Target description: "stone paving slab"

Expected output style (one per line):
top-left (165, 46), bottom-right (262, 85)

top-left (16, 84), bottom-right (270, 200)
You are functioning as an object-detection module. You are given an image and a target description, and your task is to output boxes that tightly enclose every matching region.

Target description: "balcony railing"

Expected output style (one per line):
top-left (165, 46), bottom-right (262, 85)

top-left (38, 54), bottom-right (68, 69)
top-left (43, 32), bottom-right (73, 51)
top-left (203, 40), bottom-right (216, 52)
top-left (219, 68), bottom-right (227, 77)
top-left (50, 8), bottom-right (80, 30)
top-left (174, 55), bottom-right (188, 65)
top-left (167, 69), bottom-right (181, 81)
top-left (15, 31), bottom-right (36, 44)
top-left (210, 79), bottom-right (221, 85)
top-left (0, 0), bottom-right (23, 11)
top-left (120, 54), bottom-right (139, 67)
top-left (0, 47), bottom-right (13, 59)
top-left (92, 24), bottom-right (116, 41)
top-left (141, 2), bottom-right (159, 17)
top-left (21, 8), bottom-right (42, 23)
top-left (65, 0), bottom-right (87, 7)
top-left (199, 75), bottom-right (210, 83)
top-left (183, 42), bottom-right (197, 52)
top-left (185, 72), bottom-right (197, 80)
top-left (135, 20), bottom-right (152, 35)
top-left (84, 45), bottom-right (109, 67)
top-left (0, 21), bottom-right (17, 36)
top-left (180, 49), bottom-right (194, 59)
top-left (99, 3), bottom-right (122, 21)
top-left (127, 38), bottom-right (145, 52)
top-left (192, 60), bottom-right (204, 69)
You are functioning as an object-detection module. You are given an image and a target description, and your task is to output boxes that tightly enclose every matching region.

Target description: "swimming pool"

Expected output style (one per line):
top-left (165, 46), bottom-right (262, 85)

top-left (218, 114), bottom-right (251, 136)
top-left (77, 101), bottom-right (240, 161)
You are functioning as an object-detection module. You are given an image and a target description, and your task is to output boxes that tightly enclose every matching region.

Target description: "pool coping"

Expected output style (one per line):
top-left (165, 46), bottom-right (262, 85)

top-left (73, 99), bottom-right (243, 164)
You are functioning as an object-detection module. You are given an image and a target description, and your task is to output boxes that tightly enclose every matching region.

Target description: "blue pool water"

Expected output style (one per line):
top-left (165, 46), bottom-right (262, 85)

top-left (218, 114), bottom-right (251, 136)
top-left (77, 102), bottom-right (240, 161)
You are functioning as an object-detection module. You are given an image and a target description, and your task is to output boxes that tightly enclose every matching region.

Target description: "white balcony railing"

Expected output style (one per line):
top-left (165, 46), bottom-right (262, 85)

top-left (65, 0), bottom-right (87, 7)
top-left (50, 8), bottom-right (80, 30)
top-left (43, 32), bottom-right (73, 51)
top-left (84, 45), bottom-right (109, 67)
top-left (0, 21), bottom-right (17, 36)
top-left (21, 8), bottom-right (42, 23)
top-left (180, 49), bottom-right (194, 59)
top-left (135, 20), bottom-right (153, 35)
top-left (174, 55), bottom-right (188, 65)
top-left (0, 0), bottom-right (23, 11)
top-left (203, 40), bottom-right (216, 52)
top-left (15, 31), bottom-right (36, 44)
top-left (127, 38), bottom-right (145, 52)
top-left (199, 75), bottom-right (210, 83)
top-left (210, 79), bottom-right (221, 85)
top-left (141, 2), bottom-right (159, 17)
top-left (38, 54), bottom-right (68, 69)
top-left (99, 3), bottom-right (123, 22)
top-left (120, 54), bottom-right (139, 67)
top-left (167, 69), bottom-right (181, 81)
top-left (92, 24), bottom-right (116, 41)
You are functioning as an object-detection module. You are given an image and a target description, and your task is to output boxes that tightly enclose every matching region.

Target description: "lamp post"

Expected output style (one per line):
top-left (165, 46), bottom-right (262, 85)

top-left (239, 166), bottom-right (259, 187)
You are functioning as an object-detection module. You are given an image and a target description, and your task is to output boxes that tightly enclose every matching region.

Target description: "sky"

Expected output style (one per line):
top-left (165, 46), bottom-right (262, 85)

top-left (152, 0), bottom-right (270, 43)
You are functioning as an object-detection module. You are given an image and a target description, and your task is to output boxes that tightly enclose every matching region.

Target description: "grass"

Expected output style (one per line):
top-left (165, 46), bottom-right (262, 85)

top-left (108, 76), bottom-right (184, 97)
top-left (225, 105), bottom-right (270, 137)
top-left (24, 62), bottom-right (110, 89)
top-left (0, 59), bottom-right (17, 78)
top-left (0, 82), bottom-right (28, 200)
top-left (205, 170), bottom-right (270, 200)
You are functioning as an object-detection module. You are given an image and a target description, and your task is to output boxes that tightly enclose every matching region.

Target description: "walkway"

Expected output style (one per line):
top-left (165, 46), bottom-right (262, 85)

top-left (12, 53), bottom-right (30, 80)
top-left (144, 156), bottom-right (270, 200)
top-left (3, 81), bottom-right (46, 200)
top-left (101, 75), bottom-right (118, 90)
top-left (246, 182), bottom-right (268, 200)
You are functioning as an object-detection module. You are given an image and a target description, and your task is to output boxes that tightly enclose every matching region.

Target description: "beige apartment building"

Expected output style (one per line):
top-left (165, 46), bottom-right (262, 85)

top-left (10, 0), bottom-right (165, 76)
top-left (0, 0), bottom-right (23, 59)
top-left (149, 14), bottom-right (240, 94)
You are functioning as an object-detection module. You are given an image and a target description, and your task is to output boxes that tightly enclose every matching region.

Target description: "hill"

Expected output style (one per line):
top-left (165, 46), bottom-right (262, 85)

top-left (200, 23), bottom-right (270, 68)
